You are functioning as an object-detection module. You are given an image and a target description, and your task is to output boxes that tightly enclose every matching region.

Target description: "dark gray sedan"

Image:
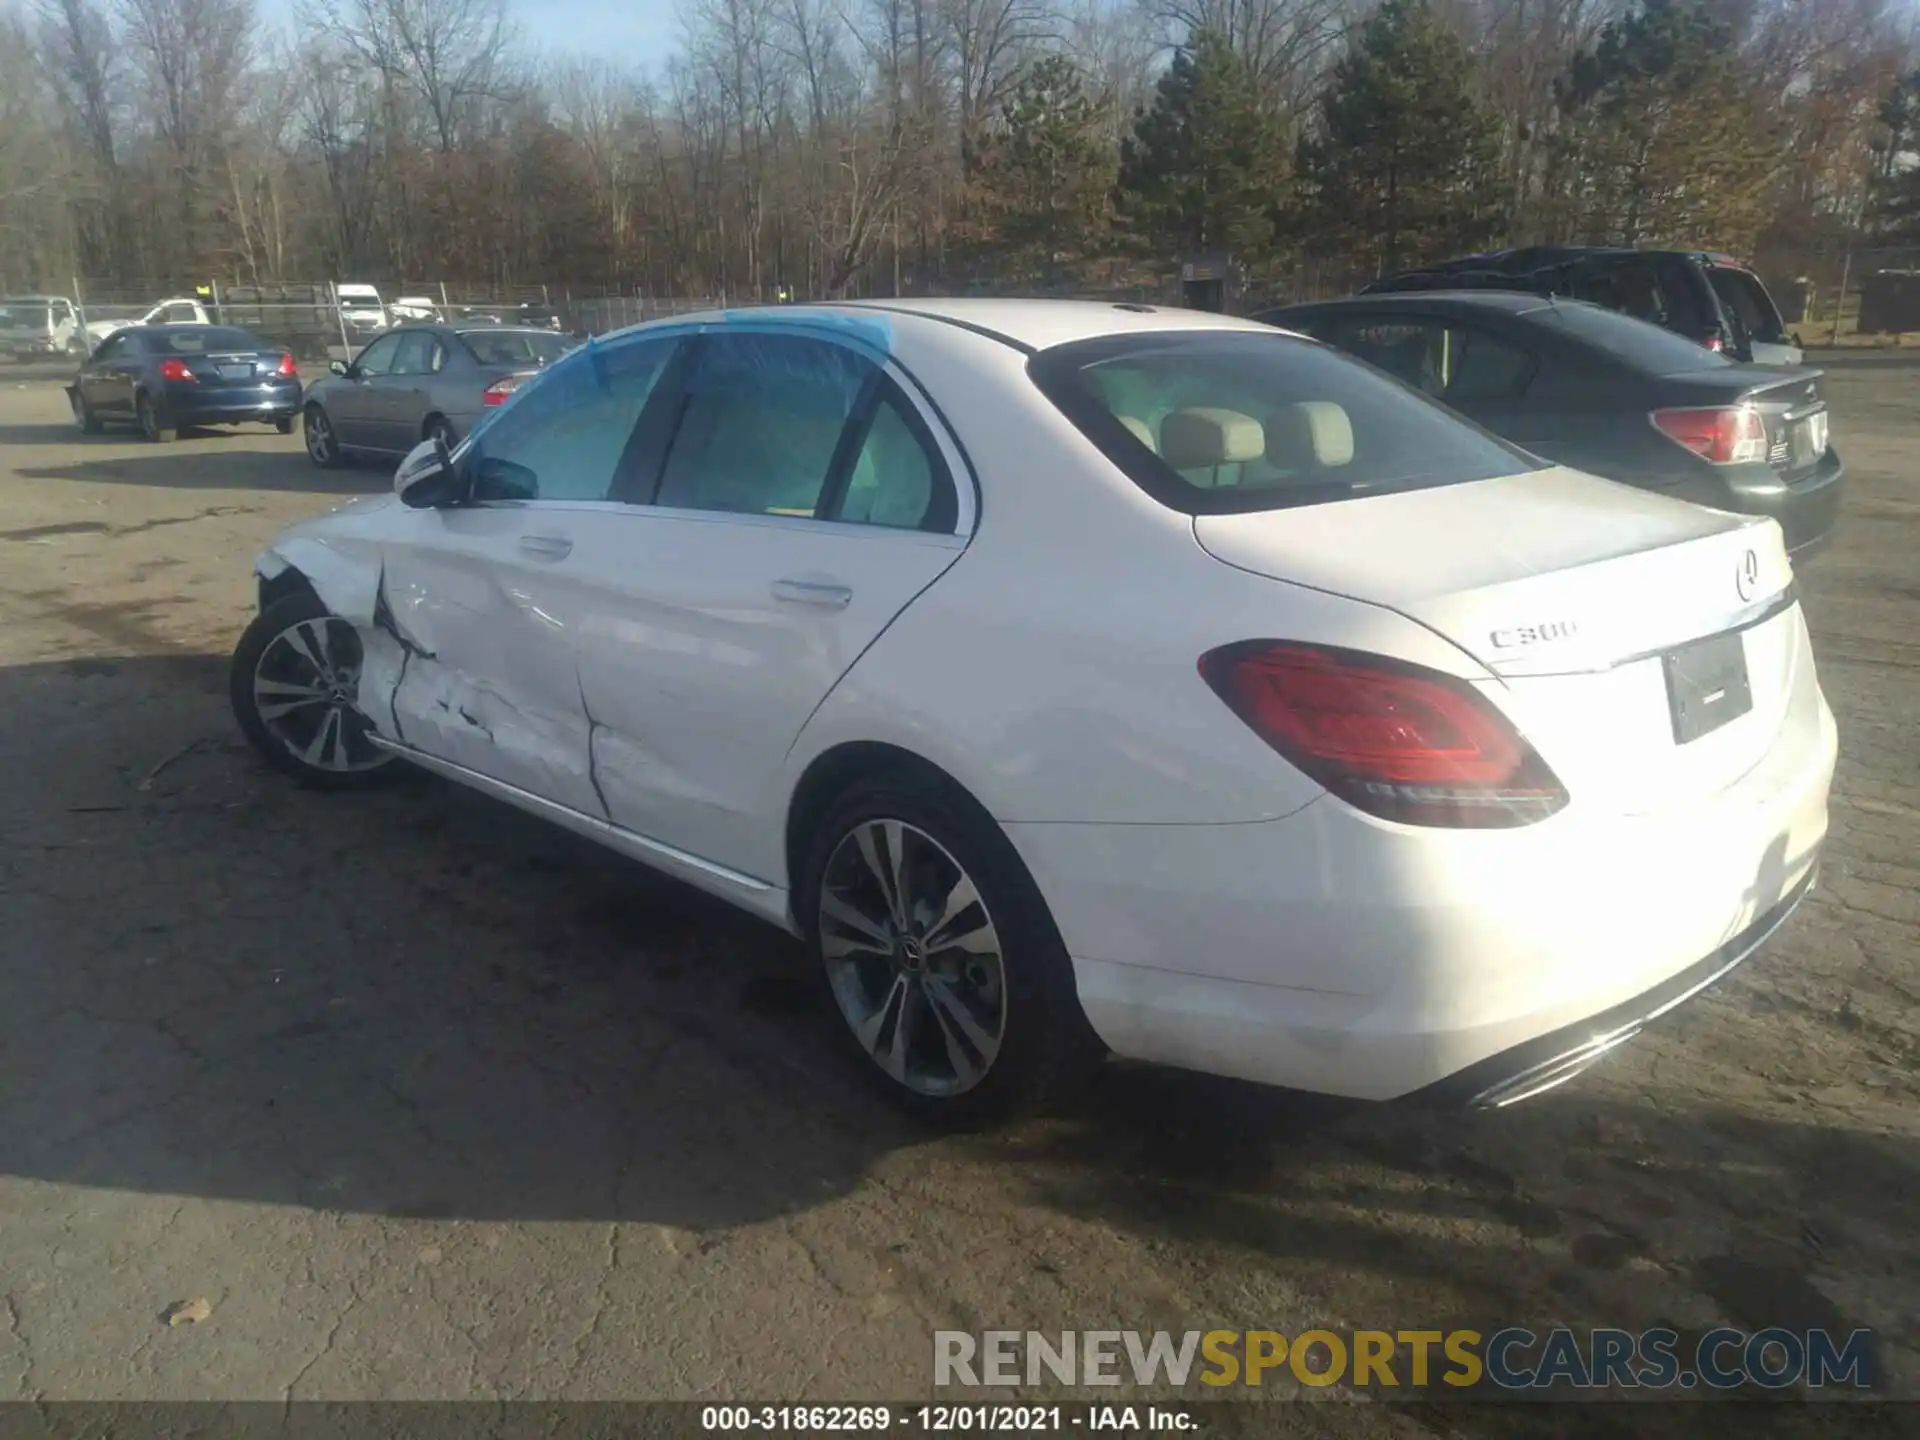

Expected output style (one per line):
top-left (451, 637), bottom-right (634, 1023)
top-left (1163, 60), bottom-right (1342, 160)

top-left (301, 323), bottom-right (572, 468)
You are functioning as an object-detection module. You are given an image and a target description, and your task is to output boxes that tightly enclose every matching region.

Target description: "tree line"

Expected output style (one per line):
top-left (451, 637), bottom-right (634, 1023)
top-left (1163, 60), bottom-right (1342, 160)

top-left (2, 0), bottom-right (1918, 302)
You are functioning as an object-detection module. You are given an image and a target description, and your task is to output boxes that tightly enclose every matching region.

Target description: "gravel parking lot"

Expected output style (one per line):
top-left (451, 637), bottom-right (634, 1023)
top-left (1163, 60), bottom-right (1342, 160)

top-left (0, 353), bottom-right (1914, 1429)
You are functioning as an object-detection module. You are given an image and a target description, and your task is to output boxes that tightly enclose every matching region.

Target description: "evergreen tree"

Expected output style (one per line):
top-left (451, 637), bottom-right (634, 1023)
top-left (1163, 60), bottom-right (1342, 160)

top-left (1293, 0), bottom-right (1506, 277)
top-left (1113, 31), bottom-right (1285, 262)
top-left (972, 57), bottom-right (1117, 281)
top-left (1547, 0), bottom-right (1776, 251)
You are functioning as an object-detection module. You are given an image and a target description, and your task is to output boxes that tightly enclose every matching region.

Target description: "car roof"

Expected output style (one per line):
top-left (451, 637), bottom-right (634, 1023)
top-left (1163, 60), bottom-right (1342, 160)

top-left (1267, 291), bottom-right (1560, 317)
top-left (639, 298), bottom-right (1272, 353)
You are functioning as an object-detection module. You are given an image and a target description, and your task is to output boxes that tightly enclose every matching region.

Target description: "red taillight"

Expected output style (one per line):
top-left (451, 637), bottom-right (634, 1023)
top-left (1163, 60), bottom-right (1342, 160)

top-left (158, 357), bottom-right (193, 381)
top-left (1197, 642), bottom-right (1568, 828)
top-left (1651, 405), bottom-right (1767, 465)
top-left (482, 373), bottom-right (529, 406)
top-left (1701, 333), bottom-right (1724, 352)
top-left (277, 352), bottom-right (298, 377)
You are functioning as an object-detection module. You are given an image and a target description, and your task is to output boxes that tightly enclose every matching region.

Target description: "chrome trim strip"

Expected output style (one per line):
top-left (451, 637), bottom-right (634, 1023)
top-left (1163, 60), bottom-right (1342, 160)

top-left (1490, 582), bottom-right (1799, 680)
top-left (1469, 865), bottom-right (1816, 1109)
top-left (367, 735), bottom-right (776, 894)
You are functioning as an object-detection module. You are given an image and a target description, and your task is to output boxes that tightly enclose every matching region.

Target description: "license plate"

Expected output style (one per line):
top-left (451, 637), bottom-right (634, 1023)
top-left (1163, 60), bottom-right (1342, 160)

top-left (1790, 411), bottom-right (1827, 465)
top-left (1663, 631), bottom-right (1752, 745)
top-left (217, 363), bottom-right (253, 380)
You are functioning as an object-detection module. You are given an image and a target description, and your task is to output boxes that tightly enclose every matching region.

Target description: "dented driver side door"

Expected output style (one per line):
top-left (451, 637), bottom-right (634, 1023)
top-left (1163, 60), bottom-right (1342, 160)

top-left (376, 336), bottom-right (679, 817)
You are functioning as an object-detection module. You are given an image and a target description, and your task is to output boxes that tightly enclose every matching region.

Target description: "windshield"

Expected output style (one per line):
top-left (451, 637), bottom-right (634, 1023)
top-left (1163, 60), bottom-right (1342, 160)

top-left (459, 329), bottom-right (569, 366)
top-left (152, 327), bottom-right (268, 353)
top-left (1533, 301), bottom-right (1736, 373)
top-left (1027, 330), bottom-right (1543, 515)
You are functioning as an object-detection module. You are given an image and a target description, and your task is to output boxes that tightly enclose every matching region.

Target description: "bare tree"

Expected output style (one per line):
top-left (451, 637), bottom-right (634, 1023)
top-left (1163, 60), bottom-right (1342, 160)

top-left (310, 0), bottom-right (516, 153)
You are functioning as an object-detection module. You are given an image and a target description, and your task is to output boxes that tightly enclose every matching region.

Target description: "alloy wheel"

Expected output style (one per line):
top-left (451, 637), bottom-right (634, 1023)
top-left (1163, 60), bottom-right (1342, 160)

top-left (818, 820), bottom-right (1007, 1097)
top-left (305, 408), bottom-right (336, 464)
top-left (251, 616), bottom-right (391, 774)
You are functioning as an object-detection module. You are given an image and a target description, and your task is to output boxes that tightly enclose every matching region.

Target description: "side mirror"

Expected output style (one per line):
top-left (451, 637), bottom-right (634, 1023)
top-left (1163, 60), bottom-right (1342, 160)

top-left (329, 359), bottom-right (349, 377)
top-left (394, 439), bottom-right (468, 508)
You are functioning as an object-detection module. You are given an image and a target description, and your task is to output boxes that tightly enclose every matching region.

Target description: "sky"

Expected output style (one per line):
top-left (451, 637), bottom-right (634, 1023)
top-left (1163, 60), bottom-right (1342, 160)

top-left (256, 0), bottom-right (685, 72)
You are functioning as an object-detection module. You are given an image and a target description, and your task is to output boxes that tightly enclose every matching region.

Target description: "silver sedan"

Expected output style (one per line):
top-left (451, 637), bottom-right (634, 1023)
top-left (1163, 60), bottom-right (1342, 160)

top-left (300, 323), bottom-right (572, 468)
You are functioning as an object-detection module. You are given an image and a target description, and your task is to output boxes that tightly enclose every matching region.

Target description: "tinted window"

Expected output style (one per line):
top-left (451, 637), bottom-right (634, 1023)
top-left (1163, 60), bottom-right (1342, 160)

top-left (389, 331), bottom-right (437, 375)
top-left (836, 390), bottom-right (950, 530)
top-left (149, 327), bottom-right (266, 354)
top-left (1707, 268), bottom-right (1787, 343)
top-left (350, 333), bottom-right (402, 376)
top-left (654, 333), bottom-right (869, 517)
top-left (161, 302), bottom-right (199, 323)
top-left (468, 336), bottom-right (674, 502)
top-left (1029, 331), bottom-right (1541, 515)
top-left (1535, 302), bottom-right (1734, 373)
top-left (459, 329), bottom-right (569, 367)
top-left (91, 334), bottom-right (126, 361)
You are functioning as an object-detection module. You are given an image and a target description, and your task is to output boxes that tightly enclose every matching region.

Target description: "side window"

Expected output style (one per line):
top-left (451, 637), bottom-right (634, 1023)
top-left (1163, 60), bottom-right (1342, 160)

top-left (1438, 325), bottom-right (1533, 402)
top-left (1323, 319), bottom-right (1445, 397)
top-left (91, 334), bottom-right (123, 362)
top-left (163, 302), bottom-right (198, 323)
top-left (654, 333), bottom-right (869, 517)
top-left (351, 333), bottom-right (401, 377)
top-left (469, 336), bottom-right (674, 503)
top-left (832, 389), bottom-right (952, 530)
top-left (389, 331), bottom-right (436, 376)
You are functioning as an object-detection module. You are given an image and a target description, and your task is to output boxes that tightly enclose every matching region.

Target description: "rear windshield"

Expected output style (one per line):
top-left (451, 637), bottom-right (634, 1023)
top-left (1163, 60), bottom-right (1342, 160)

top-left (0, 301), bottom-right (52, 328)
top-left (1530, 302), bottom-right (1735, 374)
top-left (151, 327), bottom-right (266, 353)
top-left (460, 329), bottom-right (569, 366)
top-left (1706, 267), bottom-right (1787, 344)
top-left (1027, 331), bottom-right (1542, 515)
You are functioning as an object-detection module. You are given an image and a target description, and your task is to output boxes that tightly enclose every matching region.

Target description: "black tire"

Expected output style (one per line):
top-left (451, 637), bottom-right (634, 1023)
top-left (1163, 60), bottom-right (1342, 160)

top-left (230, 591), bottom-right (403, 791)
top-left (423, 414), bottom-right (455, 450)
top-left (136, 391), bottom-right (175, 443)
top-left (274, 416), bottom-right (295, 435)
top-left (796, 772), bottom-right (1103, 1127)
top-left (71, 388), bottom-right (101, 435)
top-left (304, 403), bottom-right (343, 468)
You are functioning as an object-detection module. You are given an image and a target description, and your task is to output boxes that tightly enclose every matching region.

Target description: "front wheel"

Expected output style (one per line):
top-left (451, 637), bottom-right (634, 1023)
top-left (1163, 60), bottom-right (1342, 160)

top-left (304, 404), bottom-right (342, 468)
top-left (798, 774), bottom-right (1102, 1126)
top-left (230, 592), bottom-right (401, 790)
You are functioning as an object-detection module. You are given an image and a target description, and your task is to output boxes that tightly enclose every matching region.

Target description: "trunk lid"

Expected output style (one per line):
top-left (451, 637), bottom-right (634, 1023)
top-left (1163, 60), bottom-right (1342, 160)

top-left (1193, 466), bottom-right (1804, 814)
top-left (184, 349), bottom-right (276, 384)
top-left (1659, 366), bottom-right (1829, 485)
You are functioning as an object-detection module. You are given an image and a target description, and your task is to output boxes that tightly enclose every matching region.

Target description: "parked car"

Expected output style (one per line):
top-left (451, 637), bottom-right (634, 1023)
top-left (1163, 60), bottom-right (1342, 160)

top-left (334, 283), bottom-right (389, 339)
top-left (228, 300), bottom-right (1833, 1123)
top-left (299, 322), bottom-right (572, 467)
top-left (388, 296), bottom-right (444, 324)
top-left (2, 294), bottom-right (87, 359)
top-left (84, 296), bottom-right (212, 347)
top-left (513, 302), bottom-right (566, 331)
top-left (69, 324), bottom-right (301, 441)
top-left (1366, 248), bottom-right (1803, 365)
top-left (1256, 292), bottom-right (1843, 558)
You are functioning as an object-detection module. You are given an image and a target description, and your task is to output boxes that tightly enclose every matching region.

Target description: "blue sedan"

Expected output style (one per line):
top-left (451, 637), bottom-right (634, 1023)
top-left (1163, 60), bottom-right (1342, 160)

top-left (68, 324), bottom-right (303, 442)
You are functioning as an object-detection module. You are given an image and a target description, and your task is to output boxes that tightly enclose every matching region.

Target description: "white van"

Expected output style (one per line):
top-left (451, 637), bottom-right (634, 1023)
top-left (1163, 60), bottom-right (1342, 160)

top-left (2, 295), bottom-right (87, 359)
top-left (334, 284), bottom-right (390, 339)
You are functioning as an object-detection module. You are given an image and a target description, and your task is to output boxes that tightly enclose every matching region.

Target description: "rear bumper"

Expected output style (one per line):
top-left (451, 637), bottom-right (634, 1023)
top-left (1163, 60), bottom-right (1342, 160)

top-left (164, 383), bottom-right (301, 424)
top-left (1007, 673), bottom-right (1836, 1103)
top-left (1719, 448), bottom-right (1844, 556)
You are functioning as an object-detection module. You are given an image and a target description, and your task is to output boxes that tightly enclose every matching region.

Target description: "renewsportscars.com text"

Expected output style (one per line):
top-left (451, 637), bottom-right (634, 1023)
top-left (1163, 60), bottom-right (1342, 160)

top-left (934, 1327), bottom-right (1876, 1391)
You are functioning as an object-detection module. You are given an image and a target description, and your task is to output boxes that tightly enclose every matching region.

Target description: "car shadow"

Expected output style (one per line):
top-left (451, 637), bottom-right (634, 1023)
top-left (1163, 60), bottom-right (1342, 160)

top-left (4, 653), bottom-right (1913, 1408)
top-left (13, 443), bottom-right (393, 495)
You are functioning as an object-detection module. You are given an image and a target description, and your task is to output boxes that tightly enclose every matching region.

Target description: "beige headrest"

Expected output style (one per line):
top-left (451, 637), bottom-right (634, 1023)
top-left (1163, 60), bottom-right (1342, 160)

top-left (1117, 415), bottom-right (1157, 452)
top-left (1160, 408), bottom-right (1265, 470)
top-left (1265, 401), bottom-right (1354, 469)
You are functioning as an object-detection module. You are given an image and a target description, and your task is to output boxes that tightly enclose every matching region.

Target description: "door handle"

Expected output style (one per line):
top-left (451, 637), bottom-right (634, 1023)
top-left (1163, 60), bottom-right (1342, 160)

top-left (518, 534), bottom-right (573, 561)
top-left (771, 578), bottom-right (853, 609)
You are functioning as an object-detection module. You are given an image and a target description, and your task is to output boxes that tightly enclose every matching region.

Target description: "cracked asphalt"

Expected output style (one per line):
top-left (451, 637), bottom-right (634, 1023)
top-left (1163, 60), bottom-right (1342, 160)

top-left (0, 355), bottom-right (1914, 1433)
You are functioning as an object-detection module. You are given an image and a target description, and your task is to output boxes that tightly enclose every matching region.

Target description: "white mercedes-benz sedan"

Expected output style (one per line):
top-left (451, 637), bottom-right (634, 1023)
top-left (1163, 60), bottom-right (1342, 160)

top-left (230, 300), bottom-right (1836, 1123)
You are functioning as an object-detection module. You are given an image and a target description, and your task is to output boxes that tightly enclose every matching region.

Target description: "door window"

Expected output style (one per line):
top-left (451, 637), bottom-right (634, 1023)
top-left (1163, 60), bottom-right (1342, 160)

top-left (468, 336), bottom-right (675, 502)
top-left (654, 333), bottom-right (870, 517)
top-left (389, 331), bottom-right (437, 376)
top-left (162, 302), bottom-right (198, 323)
top-left (833, 390), bottom-right (950, 530)
top-left (351, 333), bottom-right (402, 376)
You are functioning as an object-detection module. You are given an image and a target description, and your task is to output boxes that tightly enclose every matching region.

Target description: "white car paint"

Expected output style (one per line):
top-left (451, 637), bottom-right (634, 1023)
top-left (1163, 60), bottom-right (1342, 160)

top-left (84, 297), bottom-right (211, 345)
top-left (1, 295), bottom-right (86, 358)
top-left (334, 283), bottom-right (389, 337)
top-left (1750, 339), bottom-right (1805, 367)
top-left (249, 300), bottom-right (1835, 1104)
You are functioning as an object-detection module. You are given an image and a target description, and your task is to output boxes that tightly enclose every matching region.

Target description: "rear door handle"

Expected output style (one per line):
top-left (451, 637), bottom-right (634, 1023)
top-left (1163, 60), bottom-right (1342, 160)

top-left (518, 534), bottom-right (573, 561)
top-left (771, 578), bottom-right (852, 609)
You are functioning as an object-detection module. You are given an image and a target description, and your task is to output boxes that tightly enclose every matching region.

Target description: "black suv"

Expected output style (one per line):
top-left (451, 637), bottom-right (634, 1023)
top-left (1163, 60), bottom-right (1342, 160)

top-left (1365, 247), bottom-right (1802, 366)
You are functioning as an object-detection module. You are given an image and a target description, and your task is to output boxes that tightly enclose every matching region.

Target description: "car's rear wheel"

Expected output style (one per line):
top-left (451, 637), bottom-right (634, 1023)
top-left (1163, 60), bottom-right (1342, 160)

top-left (71, 388), bottom-right (101, 434)
top-left (304, 404), bottom-right (342, 467)
top-left (798, 774), bottom-right (1101, 1126)
top-left (230, 591), bottom-right (401, 791)
top-left (136, 392), bottom-right (174, 443)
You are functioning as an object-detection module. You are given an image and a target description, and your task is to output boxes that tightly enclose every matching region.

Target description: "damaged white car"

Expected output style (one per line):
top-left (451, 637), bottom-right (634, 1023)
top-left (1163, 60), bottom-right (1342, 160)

top-left (231, 300), bottom-right (1835, 1123)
